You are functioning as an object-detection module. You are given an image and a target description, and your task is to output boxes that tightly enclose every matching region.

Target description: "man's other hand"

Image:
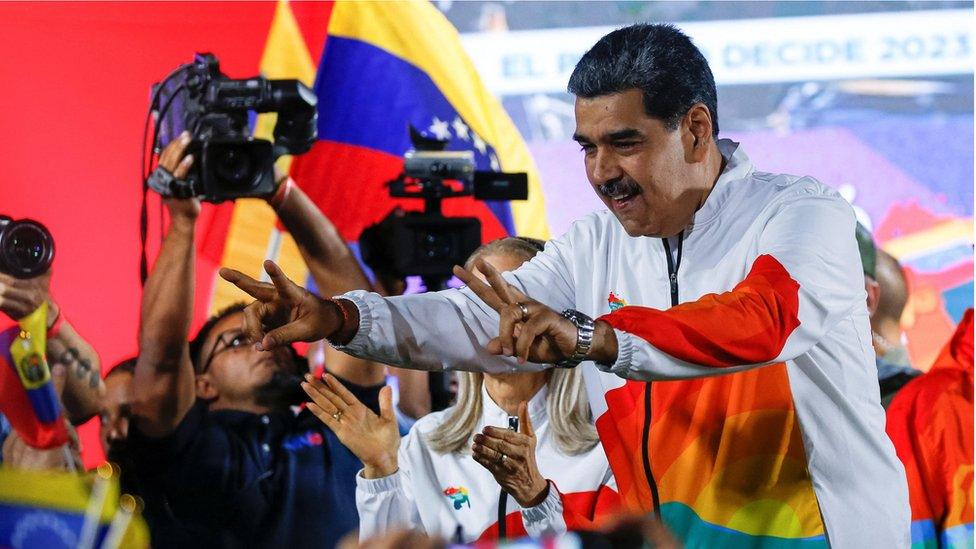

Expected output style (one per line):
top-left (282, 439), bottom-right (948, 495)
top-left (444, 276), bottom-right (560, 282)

top-left (454, 259), bottom-right (577, 365)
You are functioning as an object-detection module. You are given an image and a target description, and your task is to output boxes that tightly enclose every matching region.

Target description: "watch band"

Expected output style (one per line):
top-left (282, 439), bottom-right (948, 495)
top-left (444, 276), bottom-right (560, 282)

top-left (556, 309), bottom-right (595, 368)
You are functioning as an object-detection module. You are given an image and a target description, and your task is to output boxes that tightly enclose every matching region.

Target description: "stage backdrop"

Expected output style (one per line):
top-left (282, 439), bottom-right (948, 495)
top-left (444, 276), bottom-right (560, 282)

top-left (0, 0), bottom-right (549, 468)
top-left (0, 1), bottom-right (970, 468)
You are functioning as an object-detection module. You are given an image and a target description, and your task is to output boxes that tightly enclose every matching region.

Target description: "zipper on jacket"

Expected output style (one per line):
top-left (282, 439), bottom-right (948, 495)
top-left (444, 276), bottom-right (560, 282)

top-left (642, 232), bottom-right (683, 516)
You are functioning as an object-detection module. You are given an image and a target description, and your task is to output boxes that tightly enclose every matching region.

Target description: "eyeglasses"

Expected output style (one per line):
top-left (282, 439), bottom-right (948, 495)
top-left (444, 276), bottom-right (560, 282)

top-left (199, 330), bottom-right (248, 374)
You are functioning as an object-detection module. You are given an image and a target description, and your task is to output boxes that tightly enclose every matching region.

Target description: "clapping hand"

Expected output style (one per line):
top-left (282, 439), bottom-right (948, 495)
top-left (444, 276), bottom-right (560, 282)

top-left (302, 373), bottom-right (400, 479)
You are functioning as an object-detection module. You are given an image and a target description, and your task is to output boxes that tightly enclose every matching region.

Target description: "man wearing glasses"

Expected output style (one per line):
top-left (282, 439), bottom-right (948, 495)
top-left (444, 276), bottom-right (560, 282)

top-left (127, 133), bottom-right (388, 548)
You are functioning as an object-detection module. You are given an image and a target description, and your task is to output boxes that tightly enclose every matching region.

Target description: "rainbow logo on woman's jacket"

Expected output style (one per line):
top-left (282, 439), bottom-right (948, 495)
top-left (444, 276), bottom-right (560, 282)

top-left (443, 486), bottom-right (471, 510)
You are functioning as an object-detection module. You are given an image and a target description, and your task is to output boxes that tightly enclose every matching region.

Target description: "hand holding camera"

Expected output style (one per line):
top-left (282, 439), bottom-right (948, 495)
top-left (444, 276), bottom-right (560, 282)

top-left (145, 53), bottom-right (317, 203)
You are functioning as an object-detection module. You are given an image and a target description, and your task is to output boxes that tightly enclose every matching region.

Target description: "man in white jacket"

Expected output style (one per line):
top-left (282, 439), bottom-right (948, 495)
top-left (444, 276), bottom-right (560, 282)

top-left (223, 23), bottom-right (911, 548)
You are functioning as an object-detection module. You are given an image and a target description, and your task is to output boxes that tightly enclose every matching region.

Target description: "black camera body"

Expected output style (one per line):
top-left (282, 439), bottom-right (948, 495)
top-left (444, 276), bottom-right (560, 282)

top-left (0, 216), bottom-right (54, 279)
top-left (360, 128), bottom-right (528, 288)
top-left (149, 53), bottom-right (317, 202)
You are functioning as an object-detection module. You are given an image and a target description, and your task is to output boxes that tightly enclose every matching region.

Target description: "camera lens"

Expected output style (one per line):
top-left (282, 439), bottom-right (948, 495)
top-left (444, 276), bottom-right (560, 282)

top-left (0, 220), bottom-right (54, 279)
top-left (214, 147), bottom-right (254, 188)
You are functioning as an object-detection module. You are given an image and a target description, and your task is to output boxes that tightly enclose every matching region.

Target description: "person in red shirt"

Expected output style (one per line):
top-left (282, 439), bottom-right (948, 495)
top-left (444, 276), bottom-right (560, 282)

top-left (886, 308), bottom-right (973, 547)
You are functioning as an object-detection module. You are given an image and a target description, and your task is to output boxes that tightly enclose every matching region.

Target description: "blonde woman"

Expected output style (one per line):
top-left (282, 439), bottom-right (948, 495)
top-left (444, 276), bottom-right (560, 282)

top-left (302, 238), bottom-right (619, 544)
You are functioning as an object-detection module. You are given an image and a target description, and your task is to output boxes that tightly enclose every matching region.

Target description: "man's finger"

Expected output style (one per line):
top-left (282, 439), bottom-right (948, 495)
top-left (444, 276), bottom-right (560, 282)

top-left (259, 319), bottom-right (311, 351)
top-left (159, 131), bottom-right (191, 169)
top-left (264, 260), bottom-right (305, 301)
top-left (171, 153), bottom-right (194, 180)
top-left (453, 265), bottom-right (506, 311)
top-left (220, 268), bottom-right (277, 301)
top-left (475, 259), bottom-right (517, 305)
top-left (495, 304), bottom-right (521, 357)
top-left (515, 314), bottom-right (547, 364)
top-left (241, 301), bottom-right (269, 347)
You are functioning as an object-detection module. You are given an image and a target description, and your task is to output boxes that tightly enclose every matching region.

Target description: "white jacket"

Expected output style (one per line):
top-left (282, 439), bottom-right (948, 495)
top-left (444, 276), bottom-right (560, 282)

top-left (339, 140), bottom-right (911, 548)
top-left (355, 383), bottom-right (619, 543)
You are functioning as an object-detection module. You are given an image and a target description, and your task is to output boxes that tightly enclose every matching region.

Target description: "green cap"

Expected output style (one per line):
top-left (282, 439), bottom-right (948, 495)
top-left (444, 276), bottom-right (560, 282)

top-left (855, 222), bottom-right (877, 279)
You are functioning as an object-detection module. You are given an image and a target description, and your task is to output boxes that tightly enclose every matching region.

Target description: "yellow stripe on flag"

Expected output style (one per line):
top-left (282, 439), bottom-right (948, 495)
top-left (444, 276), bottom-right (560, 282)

top-left (211, 0), bottom-right (316, 314)
top-left (328, 0), bottom-right (549, 239)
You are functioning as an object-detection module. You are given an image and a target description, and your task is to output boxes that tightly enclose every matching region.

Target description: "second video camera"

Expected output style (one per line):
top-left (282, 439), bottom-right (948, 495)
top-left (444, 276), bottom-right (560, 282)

top-left (147, 53), bottom-right (318, 202)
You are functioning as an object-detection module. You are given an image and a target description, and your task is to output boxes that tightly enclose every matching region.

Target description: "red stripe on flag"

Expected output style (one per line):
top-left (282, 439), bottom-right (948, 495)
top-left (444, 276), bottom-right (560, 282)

top-left (289, 140), bottom-right (509, 243)
top-left (0, 352), bottom-right (68, 449)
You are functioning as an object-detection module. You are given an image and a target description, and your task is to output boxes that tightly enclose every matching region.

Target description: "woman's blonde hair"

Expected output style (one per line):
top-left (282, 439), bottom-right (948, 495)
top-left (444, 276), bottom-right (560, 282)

top-left (426, 237), bottom-right (599, 456)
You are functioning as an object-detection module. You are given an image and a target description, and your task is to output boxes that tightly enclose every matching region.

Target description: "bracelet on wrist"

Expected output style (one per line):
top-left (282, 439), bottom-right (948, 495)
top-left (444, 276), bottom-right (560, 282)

top-left (268, 177), bottom-right (295, 209)
top-left (47, 306), bottom-right (64, 339)
top-left (325, 298), bottom-right (351, 338)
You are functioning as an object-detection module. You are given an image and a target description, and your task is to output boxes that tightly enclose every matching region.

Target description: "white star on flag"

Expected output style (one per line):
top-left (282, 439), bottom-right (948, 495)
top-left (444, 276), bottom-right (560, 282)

top-left (428, 116), bottom-right (451, 141)
top-left (489, 153), bottom-right (500, 171)
top-left (452, 117), bottom-right (470, 141)
top-left (472, 133), bottom-right (487, 155)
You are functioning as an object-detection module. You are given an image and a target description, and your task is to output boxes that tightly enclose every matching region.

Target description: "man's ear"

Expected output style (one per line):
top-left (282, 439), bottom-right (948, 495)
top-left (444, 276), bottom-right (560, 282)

top-left (682, 103), bottom-right (713, 163)
top-left (865, 275), bottom-right (881, 318)
top-left (195, 375), bottom-right (219, 401)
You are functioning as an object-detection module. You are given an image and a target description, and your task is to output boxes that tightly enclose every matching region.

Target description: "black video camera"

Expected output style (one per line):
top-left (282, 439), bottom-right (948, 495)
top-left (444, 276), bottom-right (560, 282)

top-left (360, 127), bottom-right (528, 289)
top-left (0, 216), bottom-right (54, 279)
top-left (146, 53), bottom-right (317, 203)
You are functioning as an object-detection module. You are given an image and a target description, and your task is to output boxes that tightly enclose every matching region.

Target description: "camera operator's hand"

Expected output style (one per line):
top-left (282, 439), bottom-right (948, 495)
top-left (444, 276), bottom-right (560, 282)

top-left (157, 131), bottom-right (200, 223)
top-left (219, 260), bottom-right (353, 351)
top-left (0, 271), bottom-right (52, 322)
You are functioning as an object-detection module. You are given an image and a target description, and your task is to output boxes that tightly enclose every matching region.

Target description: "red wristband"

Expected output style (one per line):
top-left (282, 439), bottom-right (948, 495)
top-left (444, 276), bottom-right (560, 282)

top-left (268, 177), bottom-right (295, 209)
top-left (326, 298), bottom-right (350, 330)
top-left (47, 307), bottom-right (64, 339)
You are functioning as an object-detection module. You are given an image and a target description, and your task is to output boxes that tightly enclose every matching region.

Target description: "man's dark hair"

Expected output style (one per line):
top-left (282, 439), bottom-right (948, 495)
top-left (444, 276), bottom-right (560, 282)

top-left (189, 302), bottom-right (248, 373)
top-left (105, 357), bottom-right (137, 379)
top-left (568, 23), bottom-right (719, 136)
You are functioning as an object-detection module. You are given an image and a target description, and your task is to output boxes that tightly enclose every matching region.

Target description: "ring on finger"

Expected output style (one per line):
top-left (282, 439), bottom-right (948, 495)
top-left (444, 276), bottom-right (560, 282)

top-left (332, 410), bottom-right (343, 421)
top-left (516, 302), bottom-right (529, 321)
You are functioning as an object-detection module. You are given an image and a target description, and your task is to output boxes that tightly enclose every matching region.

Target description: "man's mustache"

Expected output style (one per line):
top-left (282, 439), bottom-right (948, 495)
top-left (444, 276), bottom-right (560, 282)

top-left (598, 179), bottom-right (641, 198)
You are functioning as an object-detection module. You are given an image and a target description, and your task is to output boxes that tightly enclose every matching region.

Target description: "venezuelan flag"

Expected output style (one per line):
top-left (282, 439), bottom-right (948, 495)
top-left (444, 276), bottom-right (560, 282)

top-left (212, 0), bottom-right (548, 311)
top-left (0, 312), bottom-right (68, 450)
top-left (0, 466), bottom-right (149, 548)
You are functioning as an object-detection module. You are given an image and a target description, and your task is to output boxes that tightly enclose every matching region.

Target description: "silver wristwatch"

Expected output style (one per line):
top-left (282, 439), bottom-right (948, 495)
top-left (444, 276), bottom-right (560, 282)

top-left (557, 309), bottom-right (595, 368)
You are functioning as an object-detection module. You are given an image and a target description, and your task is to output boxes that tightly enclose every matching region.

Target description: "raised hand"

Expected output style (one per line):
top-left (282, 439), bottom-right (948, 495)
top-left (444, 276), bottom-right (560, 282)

top-left (471, 401), bottom-right (549, 507)
top-left (453, 259), bottom-right (578, 365)
top-left (219, 260), bottom-right (344, 351)
top-left (302, 373), bottom-right (400, 479)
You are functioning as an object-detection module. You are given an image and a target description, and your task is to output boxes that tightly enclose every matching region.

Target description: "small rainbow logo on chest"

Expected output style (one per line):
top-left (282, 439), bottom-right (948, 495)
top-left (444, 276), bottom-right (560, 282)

top-left (443, 486), bottom-right (471, 509)
top-left (608, 292), bottom-right (627, 312)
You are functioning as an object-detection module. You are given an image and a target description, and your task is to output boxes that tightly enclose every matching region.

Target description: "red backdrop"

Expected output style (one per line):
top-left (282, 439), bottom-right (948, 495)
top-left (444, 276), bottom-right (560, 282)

top-left (0, 1), bottom-right (286, 467)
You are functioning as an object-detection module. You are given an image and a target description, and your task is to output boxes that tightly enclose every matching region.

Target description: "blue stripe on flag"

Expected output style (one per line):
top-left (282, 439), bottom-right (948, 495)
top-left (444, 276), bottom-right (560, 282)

top-left (315, 36), bottom-right (498, 170)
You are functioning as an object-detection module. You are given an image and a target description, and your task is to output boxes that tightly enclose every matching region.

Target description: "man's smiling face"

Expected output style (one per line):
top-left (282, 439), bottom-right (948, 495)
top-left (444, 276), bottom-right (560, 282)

top-left (574, 88), bottom-right (702, 238)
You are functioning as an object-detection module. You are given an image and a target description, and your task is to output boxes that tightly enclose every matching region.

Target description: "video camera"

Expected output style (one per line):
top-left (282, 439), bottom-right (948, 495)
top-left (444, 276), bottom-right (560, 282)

top-left (360, 127), bottom-right (528, 290)
top-left (0, 216), bottom-right (54, 279)
top-left (145, 53), bottom-right (317, 203)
